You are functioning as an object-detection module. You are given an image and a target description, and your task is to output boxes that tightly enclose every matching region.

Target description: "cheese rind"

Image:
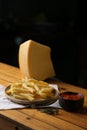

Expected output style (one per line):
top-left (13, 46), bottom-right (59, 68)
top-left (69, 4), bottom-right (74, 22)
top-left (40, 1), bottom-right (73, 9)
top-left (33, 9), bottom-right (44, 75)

top-left (19, 40), bottom-right (55, 80)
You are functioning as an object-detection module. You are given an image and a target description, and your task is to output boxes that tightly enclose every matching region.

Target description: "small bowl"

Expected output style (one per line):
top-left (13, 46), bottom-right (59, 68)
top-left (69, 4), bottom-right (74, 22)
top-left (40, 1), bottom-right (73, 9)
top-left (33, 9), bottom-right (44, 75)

top-left (59, 91), bottom-right (84, 112)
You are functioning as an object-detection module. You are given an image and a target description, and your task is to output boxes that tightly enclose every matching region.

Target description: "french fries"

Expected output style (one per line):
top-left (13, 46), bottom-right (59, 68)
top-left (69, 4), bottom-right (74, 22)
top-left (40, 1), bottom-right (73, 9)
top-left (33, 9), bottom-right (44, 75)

top-left (6, 78), bottom-right (56, 101)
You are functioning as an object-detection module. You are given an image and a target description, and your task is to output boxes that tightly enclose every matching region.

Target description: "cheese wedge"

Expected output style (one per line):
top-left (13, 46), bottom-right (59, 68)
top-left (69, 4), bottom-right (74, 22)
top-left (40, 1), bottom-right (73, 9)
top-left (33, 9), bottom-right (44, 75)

top-left (19, 40), bottom-right (55, 80)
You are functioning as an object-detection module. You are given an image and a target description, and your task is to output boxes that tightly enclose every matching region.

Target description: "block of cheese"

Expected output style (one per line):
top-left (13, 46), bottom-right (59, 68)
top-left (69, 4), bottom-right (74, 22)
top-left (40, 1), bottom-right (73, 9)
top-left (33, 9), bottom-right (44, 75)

top-left (19, 40), bottom-right (55, 80)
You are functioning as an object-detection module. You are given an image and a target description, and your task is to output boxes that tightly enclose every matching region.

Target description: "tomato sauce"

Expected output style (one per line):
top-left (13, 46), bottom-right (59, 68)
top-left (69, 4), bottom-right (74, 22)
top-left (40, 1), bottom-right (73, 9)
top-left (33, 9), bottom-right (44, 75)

top-left (60, 93), bottom-right (83, 100)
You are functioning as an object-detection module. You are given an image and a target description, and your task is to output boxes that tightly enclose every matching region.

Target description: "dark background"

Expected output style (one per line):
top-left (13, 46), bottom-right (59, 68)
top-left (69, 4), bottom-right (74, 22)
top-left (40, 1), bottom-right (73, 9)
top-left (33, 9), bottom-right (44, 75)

top-left (0, 0), bottom-right (87, 88)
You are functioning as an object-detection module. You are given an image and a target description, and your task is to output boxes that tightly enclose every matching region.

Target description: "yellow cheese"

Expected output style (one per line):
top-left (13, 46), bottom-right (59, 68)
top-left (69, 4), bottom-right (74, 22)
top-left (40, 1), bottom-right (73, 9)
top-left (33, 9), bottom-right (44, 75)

top-left (19, 40), bottom-right (55, 80)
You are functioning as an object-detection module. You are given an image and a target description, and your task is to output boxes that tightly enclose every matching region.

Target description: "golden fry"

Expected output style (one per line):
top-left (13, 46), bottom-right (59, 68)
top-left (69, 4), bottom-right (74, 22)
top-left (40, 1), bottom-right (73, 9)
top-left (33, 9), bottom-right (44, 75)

top-left (14, 93), bottom-right (35, 101)
top-left (6, 78), bottom-right (56, 101)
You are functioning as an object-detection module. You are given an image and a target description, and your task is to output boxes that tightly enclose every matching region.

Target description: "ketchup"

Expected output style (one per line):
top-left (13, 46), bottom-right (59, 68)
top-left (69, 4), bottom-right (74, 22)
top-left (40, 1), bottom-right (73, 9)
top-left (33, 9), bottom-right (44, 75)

top-left (60, 92), bottom-right (83, 100)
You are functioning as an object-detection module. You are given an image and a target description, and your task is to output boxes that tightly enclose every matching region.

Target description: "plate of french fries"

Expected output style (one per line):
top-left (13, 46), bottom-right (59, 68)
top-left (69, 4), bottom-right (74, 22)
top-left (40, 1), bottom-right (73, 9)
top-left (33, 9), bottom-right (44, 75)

top-left (5, 78), bottom-right (60, 106)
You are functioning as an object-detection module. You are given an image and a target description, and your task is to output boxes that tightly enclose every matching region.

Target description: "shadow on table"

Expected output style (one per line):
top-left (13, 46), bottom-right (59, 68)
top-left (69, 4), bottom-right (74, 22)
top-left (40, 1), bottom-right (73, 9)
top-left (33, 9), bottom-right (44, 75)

top-left (78, 106), bottom-right (87, 115)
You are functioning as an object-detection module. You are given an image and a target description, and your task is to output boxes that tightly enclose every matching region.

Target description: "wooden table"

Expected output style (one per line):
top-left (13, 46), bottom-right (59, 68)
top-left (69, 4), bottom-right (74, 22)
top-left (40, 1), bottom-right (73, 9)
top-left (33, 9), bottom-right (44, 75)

top-left (0, 62), bottom-right (87, 130)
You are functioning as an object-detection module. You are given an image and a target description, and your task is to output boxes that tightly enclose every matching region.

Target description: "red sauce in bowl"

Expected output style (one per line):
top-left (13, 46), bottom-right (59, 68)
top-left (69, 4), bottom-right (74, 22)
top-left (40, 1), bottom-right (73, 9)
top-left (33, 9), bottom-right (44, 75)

top-left (59, 91), bottom-right (84, 111)
top-left (60, 92), bottom-right (83, 100)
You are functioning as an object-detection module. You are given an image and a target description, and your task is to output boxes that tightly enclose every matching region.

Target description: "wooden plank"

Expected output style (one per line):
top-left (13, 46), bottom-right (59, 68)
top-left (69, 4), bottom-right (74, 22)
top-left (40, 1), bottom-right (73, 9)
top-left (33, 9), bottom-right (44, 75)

top-left (0, 110), bottom-right (59, 130)
top-left (19, 109), bottom-right (87, 130)
top-left (0, 117), bottom-right (16, 130)
top-left (58, 110), bottom-right (87, 128)
top-left (0, 107), bottom-right (86, 130)
top-left (0, 62), bottom-right (22, 79)
top-left (0, 109), bottom-right (85, 130)
top-left (0, 79), bottom-right (8, 86)
top-left (58, 82), bottom-right (87, 96)
top-left (0, 72), bottom-right (18, 83)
